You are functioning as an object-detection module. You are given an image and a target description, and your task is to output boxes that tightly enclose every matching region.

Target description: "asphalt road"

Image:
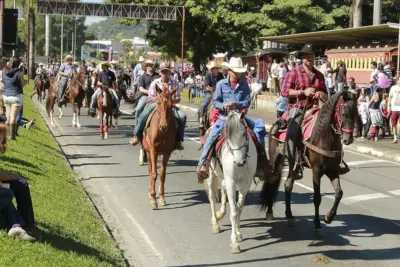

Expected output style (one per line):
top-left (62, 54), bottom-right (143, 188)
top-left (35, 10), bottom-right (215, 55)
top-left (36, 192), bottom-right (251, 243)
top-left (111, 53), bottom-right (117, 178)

top-left (34, 98), bottom-right (400, 267)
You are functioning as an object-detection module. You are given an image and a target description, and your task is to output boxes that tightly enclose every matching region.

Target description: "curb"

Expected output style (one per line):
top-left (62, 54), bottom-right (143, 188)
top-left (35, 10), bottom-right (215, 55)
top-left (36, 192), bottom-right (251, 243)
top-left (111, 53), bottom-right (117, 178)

top-left (177, 103), bottom-right (400, 164)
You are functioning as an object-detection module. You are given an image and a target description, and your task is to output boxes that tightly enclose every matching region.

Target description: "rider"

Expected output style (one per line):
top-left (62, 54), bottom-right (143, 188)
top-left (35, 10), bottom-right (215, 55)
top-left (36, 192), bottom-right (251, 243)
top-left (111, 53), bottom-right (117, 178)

top-left (53, 61), bottom-right (60, 76)
top-left (196, 57), bottom-right (267, 183)
top-left (199, 61), bottom-right (224, 128)
top-left (78, 60), bottom-right (88, 73)
top-left (130, 62), bottom-right (187, 150)
top-left (34, 63), bottom-right (45, 83)
top-left (129, 59), bottom-right (156, 145)
top-left (89, 62), bottom-right (119, 117)
top-left (133, 56), bottom-right (145, 82)
top-left (280, 44), bottom-right (329, 180)
top-left (57, 55), bottom-right (77, 103)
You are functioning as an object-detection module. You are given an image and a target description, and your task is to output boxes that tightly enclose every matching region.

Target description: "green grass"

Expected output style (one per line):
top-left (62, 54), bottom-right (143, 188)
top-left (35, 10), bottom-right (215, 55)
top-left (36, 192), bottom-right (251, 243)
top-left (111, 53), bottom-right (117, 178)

top-left (181, 88), bottom-right (204, 105)
top-left (0, 83), bottom-right (125, 267)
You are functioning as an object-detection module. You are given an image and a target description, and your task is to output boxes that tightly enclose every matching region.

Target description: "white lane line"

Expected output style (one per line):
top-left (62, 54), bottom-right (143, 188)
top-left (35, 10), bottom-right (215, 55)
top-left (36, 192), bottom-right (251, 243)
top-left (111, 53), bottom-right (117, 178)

top-left (342, 193), bottom-right (390, 205)
top-left (388, 190), bottom-right (400, 196)
top-left (346, 160), bottom-right (387, 166)
top-left (104, 185), bottom-right (164, 260)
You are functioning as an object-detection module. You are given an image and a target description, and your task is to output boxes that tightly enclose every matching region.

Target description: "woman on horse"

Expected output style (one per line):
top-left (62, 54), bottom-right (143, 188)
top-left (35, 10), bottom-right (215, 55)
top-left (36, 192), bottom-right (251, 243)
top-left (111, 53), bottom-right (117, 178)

top-left (196, 57), bottom-right (267, 183)
top-left (130, 62), bottom-right (187, 150)
top-left (34, 63), bottom-right (45, 83)
top-left (89, 62), bottom-right (119, 118)
top-left (57, 55), bottom-right (77, 104)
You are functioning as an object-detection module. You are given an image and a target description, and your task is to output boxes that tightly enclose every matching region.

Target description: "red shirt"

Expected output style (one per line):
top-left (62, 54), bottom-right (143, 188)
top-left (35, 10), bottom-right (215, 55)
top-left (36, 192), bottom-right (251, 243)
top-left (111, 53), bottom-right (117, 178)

top-left (281, 65), bottom-right (327, 108)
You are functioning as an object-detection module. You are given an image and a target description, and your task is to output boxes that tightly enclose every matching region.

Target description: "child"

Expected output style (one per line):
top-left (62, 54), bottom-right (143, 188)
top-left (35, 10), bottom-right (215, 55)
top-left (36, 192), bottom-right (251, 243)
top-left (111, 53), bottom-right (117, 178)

top-left (380, 93), bottom-right (391, 137)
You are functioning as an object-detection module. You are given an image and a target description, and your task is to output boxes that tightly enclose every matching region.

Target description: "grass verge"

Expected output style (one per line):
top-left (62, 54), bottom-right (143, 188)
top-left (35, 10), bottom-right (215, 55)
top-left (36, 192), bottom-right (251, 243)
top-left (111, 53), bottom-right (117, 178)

top-left (0, 82), bottom-right (125, 267)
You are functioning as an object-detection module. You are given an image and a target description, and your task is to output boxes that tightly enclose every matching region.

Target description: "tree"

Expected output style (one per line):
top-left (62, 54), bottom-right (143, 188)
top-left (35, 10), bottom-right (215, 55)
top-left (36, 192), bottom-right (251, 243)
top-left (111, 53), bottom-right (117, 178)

top-left (352, 0), bottom-right (364, 27)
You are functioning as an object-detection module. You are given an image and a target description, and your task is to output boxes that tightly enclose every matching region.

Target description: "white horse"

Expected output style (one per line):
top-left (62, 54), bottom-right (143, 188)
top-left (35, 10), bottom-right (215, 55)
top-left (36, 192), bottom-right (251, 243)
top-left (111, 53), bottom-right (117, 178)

top-left (205, 111), bottom-right (257, 254)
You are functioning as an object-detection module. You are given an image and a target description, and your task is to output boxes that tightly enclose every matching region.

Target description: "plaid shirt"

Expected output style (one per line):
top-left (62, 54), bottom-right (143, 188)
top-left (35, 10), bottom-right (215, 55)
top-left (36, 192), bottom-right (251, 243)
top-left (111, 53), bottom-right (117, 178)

top-left (148, 77), bottom-right (181, 101)
top-left (281, 65), bottom-right (327, 108)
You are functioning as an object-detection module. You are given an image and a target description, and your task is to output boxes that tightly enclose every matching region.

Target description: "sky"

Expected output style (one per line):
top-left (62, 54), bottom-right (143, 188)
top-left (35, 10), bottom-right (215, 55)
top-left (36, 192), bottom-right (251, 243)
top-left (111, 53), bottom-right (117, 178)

top-left (81, 0), bottom-right (107, 25)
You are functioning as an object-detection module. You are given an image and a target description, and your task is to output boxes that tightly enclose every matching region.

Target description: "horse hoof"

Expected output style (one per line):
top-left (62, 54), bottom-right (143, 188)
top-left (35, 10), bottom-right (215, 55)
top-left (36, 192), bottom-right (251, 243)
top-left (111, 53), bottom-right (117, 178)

top-left (216, 211), bottom-right (225, 221)
top-left (314, 228), bottom-right (324, 239)
top-left (237, 233), bottom-right (243, 242)
top-left (77, 125), bottom-right (82, 129)
top-left (158, 199), bottom-right (166, 207)
top-left (266, 212), bottom-right (274, 221)
top-left (288, 218), bottom-right (297, 227)
top-left (72, 124), bottom-right (77, 128)
top-left (139, 160), bottom-right (144, 166)
top-left (230, 244), bottom-right (241, 254)
top-left (150, 201), bottom-right (158, 210)
top-left (324, 214), bottom-right (333, 225)
top-left (212, 224), bottom-right (221, 234)
top-left (104, 134), bottom-right (108, 139)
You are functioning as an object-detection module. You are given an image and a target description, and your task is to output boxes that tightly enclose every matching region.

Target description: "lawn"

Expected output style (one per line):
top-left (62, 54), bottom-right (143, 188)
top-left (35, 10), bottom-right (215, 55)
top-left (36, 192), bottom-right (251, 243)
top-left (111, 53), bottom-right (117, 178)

top-left (0, 82), bottom-right (125, 266)
top-left (181, 87), bottom-right (204, 105)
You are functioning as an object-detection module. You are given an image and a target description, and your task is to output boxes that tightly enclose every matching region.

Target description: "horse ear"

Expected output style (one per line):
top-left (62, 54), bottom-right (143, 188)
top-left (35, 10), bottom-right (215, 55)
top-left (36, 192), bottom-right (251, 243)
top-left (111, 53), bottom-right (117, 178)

top-left (155, 84), bottom-right (162, 94)
top-left (240, 111), bottom-right (246, 120)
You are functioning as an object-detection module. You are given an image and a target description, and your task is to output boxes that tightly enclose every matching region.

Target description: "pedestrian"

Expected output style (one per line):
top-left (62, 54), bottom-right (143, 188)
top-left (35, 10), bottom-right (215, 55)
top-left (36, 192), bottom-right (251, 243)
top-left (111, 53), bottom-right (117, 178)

top-left (278, 62), bottom-right (287, 89)
top-left (370, 61), bottom-right (378, 96)
top-left (2, 57), bottom-right (25, 140)
top-left (185, 73), bottom-right (196, 103)
top-left (325, 62), bottom-right (334, 96)
top-left (250, 78), bottom-right (262, 109)
top-left (375, 63), bottom-right (391, 93)
top-left (368, 89), bottom-right (383, 141)
top-left (276, 93), bottom-right (288, 118)
top-left (384, 61), bottom-right (394, 87)
top-left (357, 88), bottom-right (371, 141)
top-left (270, 59), bottom-right (279, 94)
top-left (380, 93), bottom-right (390, 137)
top-left (332, 61), bottom-right (347, 93)
top-left (388, 78), bottom-right (400, 143)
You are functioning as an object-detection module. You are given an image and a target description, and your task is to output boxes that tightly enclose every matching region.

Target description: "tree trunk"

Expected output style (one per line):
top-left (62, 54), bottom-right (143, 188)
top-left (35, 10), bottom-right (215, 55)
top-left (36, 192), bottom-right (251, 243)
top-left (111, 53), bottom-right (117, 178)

top-left (353, 0), bottom-right (363, 28)
top-left (373, 0), bottom-right (382, 25)
top-left (192, 52), bottom-right (201, 72)
top-left (29, 9), bottom-right (35, 80)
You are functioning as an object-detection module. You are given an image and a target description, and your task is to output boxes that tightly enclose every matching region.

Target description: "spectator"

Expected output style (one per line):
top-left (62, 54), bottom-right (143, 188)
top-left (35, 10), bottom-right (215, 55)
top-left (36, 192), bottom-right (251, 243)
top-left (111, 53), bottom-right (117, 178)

top-left (288, 61), bottom-right (296, 71)
top-left (348, 77), bottom-right (356, 90)
top-left (357, 88), bottom-right (371, 141)
top-left (380, 93), bottom-right (390, 137)
top-left (185, 73), bottom-right (196, 103)
top-left (276, 93), bottom-right (288, 118)
top-left (370, 61), bottom-right (379, 95)
top-left (250, 67), bottom-right (257, 78)
top-left (375, 63), bottom-right (391, 93)
top-left (384, 62), bottom-right (394, 86)
top-left (369, 89), bottom-right (383, 141)
top-left (250, 78), bottom-right (262, 109)
top-left (388, 78), bottom-right (400, 143)
top-left (270, 59), bottom-right (279, 94)
top-left (3, 57), bottom-right (25, 140)
top-left (278, 62), bottom-right (288, 89)
top-left (332, 61), bottom-right (347, 93)
top-left (325, 62), bottom-right (334, 96)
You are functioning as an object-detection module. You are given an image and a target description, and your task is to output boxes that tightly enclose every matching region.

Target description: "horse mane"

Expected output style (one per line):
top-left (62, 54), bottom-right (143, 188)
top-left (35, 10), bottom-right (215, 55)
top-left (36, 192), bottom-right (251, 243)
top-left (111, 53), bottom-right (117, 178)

top-left (309, 91), bottom-right (344, 145)
top-left (226, 112), bottom-right (244, 143)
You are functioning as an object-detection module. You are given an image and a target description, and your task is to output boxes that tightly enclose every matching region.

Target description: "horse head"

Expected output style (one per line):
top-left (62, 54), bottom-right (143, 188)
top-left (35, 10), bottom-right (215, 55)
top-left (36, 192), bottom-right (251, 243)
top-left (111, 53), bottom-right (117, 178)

top-left (337, 89), bottom-right (359, 145)
top-left (155, 83), bottom-right (176, 132)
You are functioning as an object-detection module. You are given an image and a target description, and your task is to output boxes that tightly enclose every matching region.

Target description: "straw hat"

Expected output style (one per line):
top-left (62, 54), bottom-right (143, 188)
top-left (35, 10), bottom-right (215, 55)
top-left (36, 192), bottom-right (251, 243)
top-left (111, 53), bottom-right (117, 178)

top-left (138, 56), bottom-right (145, 62)
top-left (64, 55), bottom-right (73, 62)
top-left (221, 57), bottom-right (248, 73)
top-left (101, 62), bottom-right (111, 68)
top-left (206, 61), bottom-right (220, 70)
top-left (159, 62), bottom-right (173, 73)
top-left (143, 59), bottom-right (155, 68)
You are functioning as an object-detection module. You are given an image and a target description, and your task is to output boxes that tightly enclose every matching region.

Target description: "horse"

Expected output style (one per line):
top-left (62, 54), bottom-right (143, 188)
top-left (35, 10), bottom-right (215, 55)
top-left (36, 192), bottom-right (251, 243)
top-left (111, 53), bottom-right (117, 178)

top-left (198, 99), bottom-right (215, 137)
top-left (84, 71), bottom-right (95, 110)
top-left (259, 90), bottom-right (359, 237)
top-left (204, 110), bottom-right (258, 254)
top-left (46, 72), bottom-right (86, 128)
top-left (97, 85), bottom-right (114, 139)
top-left (141, 84), bottom-right (177, 209)
top-left (34, 72), bottom-right (50, 102)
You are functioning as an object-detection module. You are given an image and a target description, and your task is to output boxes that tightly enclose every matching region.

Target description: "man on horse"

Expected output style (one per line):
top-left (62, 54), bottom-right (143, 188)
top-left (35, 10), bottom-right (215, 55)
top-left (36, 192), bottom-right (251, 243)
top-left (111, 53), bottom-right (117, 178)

top-left (133, 56), bottom-right (145, 82)
top-left (199, 61), bottom-right (224, 128)
top-left (280, 44), bottom-right (331, 180)
top-left (78, 60), bottom-right (88, 74)
top-left (57, 55), bottom-right (77, 104)
top-left (196, 57), bottom-right (267, 182)
top-left (34, 63), bottom-right (46, 84)
top-left (130, 62), bottom-right (187, 150)
top-left (89, 62), bottom-right (119, 118)
top-left (129, 59), bottom-right (156, 145)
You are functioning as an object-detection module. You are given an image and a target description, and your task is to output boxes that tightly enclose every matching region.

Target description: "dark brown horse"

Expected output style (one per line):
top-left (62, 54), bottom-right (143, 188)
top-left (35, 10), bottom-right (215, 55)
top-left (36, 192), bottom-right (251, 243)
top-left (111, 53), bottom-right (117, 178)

top-left (34, 72), bottom-right (50, 102)
top-left (46, 72), bottom-right (86, 128)
top-left (198, 98), bottom-right (214, 137)
top-left (259, 90), bottom-right (359, 237)
top-left (97, 85), bottom-right (114, 139)
top-left (141, 84), bottom-right (177, 209)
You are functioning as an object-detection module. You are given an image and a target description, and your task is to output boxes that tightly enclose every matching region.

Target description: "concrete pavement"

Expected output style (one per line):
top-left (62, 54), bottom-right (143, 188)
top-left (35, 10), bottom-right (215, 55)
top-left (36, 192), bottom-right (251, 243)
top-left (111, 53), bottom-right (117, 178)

top-left (33, 97), bottom-right (400, 267)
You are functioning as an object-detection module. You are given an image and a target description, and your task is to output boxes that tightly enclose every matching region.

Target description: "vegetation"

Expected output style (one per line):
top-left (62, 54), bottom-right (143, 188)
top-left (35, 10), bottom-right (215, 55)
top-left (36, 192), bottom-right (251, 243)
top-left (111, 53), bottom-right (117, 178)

top-left (0, 83), bottom-right (125, 267)
top-left (86, 18), bottom-right (147, 41)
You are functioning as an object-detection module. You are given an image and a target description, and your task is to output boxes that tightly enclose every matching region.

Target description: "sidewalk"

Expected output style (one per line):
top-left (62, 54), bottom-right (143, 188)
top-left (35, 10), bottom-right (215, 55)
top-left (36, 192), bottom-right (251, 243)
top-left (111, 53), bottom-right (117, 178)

top-left (177, 99), bottom-right (400, 163)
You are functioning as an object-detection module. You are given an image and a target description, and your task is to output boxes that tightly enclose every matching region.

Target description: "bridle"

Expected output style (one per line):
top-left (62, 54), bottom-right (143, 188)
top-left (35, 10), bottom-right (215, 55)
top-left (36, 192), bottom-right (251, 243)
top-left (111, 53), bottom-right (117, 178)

top-left (332, 96), bottom-right (354, 136)
top-left (224, 115), bottom-right (249, 167)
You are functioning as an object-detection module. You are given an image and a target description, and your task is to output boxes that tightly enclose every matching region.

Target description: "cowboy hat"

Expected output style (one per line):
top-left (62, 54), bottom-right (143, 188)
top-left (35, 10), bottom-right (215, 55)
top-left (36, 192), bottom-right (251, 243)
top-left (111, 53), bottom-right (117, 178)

top-left (159, 62), bottom-right (173, 73)
top-left (294, 44), bottom-right (314, 59)
top-left (142, 59), bottom-right (155, 68)
top-left (101, 62), bottom-right (111, 68)
top-left (221, 57), bottom-right (248, 73)
top-left (110, 60), bottom-right (118, 64)
top-left (64, 55), bottom-right (73, 61)
top-left (206, 61), bottom-right (220, 70)
top-left (250, 66), bottom-right (255, 71)
top-left (39, 63), bottom-right (44, 66)
top-left (138, 56), bottom-right (145, 62)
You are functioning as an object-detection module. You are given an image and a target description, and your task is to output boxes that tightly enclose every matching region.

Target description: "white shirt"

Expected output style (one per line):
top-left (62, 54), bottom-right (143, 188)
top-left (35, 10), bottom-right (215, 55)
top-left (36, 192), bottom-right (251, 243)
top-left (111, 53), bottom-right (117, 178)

top-left (185, 77), bottom-right (195, 87)
top-left (271, 63), bottom-right (279, 78)
top-left (389, 85), bottom-right (400, 112)
top-left (251, 82), bottom-right (262, 94)
top-left (36, 67), bottom-right (44, 75)
top-left (370, 68), bottom-right (378, 82)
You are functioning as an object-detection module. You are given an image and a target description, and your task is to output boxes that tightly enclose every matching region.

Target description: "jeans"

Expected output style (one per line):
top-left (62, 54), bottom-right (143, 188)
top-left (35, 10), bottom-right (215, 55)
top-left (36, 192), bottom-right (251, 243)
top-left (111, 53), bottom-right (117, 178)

top-left (134, 102), bottom-right (187, 142)
top-left (91, 88), bottom-right (119, 111)
top-left (200, 92), bottom-right (212, 117)
top-left (58, 77), bottom-right (68, 100)
top-left (135, 95), bottom-right (148, 125)
top-left (9, 179), bottom-right (35, 227)
top-left (198, 116), bottom-right (266, 166)
top-left (286, 107), bottom-right (304, 175)
top-left (0, 188), bottom-right (22, 228)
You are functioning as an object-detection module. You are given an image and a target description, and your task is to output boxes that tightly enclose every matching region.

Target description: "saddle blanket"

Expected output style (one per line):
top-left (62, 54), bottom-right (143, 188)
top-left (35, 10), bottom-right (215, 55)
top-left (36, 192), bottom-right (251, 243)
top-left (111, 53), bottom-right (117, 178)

top-left (273, 108), bottom-right (320, 142)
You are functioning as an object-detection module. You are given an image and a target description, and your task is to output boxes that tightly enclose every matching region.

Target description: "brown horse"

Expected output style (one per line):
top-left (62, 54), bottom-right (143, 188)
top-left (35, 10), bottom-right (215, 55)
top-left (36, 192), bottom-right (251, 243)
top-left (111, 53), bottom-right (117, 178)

top-left (198, 99), bottom-right (214, 136)
top-left (259, 90), bottom-right (359, 237)
top-left (46, 72), bottom-right (86, 128)
top-left (141, 84), bottom-right (177, 209)
top-left (34, 72), bottom-right (50, 102)
top-left (97, 85), bottom-right (114, 139)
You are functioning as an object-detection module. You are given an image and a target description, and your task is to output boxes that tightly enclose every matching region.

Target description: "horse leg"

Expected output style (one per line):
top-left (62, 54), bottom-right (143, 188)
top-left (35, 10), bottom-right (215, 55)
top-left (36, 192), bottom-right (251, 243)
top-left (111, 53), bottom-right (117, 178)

top-left (58, 106), bottom-right (63, 119)
top-left (216, 179), bottom-right (227, 220)
top-left (148, 149), bottom-right (158, 209)
top-left (235, 186), bottom-right (250, 243)
top-left (76, 106), bottom-right (82, 129)
top-left (207, 173), bottom-right (221, 234)
top-left (99, 111), bottom-right (104, 139)
top-left (104, 114), bottom-right (109, 139)
top-left (139, 147), bottom-right (145, 166)
top-left (324, 173), bottom-right (343, 225)
top-left (226, 179), bottom-right (240, 254)
top-left (312, 169), bottom-right (324, 238)
top-left (158, 153), bottom-right (170, 207)
top-left (72, 105), bottom-right (77, 128)
top-left (285, 176), bottom-right (296, 227)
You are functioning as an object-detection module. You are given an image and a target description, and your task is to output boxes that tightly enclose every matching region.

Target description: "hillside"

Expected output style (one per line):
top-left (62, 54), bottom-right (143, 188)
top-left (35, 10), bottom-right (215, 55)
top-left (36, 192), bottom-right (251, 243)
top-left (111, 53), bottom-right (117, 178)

top-left (86, 18), bottom-right (147, 40)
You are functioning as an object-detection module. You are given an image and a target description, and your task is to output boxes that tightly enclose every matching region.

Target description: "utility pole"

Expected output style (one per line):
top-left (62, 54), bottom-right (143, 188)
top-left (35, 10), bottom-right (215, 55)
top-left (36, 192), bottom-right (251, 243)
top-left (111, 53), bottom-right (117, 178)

top-left (12, 0), bottom-right (16, 56)
top-left (180, 7), bottom-right (185, 78)
top-left (71, 32), bottom-right (74, 56)
top-left (60, 16), bottom-right (63, 61)
top-left (373, 0), bottom-right (382, 25)
top-left (74, 17), bottom-right (77, 59)
top-left (45, 15), bottom-right (50, 57)
top-left (0, 0), bottom-right (4, 57)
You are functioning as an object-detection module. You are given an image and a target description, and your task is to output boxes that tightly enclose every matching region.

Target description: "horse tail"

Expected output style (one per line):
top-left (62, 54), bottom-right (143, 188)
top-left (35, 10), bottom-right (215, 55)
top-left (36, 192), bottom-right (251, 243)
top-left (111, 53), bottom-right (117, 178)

top-left (259, 135), bottom-right (284, 211)
top-left (45, 93), bottom-right (52, 116)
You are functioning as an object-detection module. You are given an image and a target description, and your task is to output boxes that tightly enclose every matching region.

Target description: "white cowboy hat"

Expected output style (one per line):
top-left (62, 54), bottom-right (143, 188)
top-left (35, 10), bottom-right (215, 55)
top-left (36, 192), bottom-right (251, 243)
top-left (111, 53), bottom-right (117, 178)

top-left (206, 61), bottom-right (220, 70)
top-left (250, 67), bottom-right (255, 71)
top-left (39, 63), bottom-right (44, 66)
top-left (142, 59), bottom-right (155, 68)
top-left (159, 62), bottom-right (173, 73)
top-left (64, 55), bottom-right (73, 61)
top-left (138, 56), bottom-right (145, 62)
top-left (222, 57), bottom-right (248, 73)
top-left (110, 60), bottom-right (118, 64)
top-left (101, 61), bottom-right (111, 68)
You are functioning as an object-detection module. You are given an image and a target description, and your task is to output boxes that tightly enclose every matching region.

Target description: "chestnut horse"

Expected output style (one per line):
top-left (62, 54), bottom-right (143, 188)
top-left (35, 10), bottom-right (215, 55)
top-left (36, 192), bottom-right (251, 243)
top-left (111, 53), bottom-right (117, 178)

top-left (141, 84), bottom-right (177, 209)
top-left (97, 85), bottom-right (114, 139)
top-left (35, 72), bottom-right (50, 102)
top-left (46, 72), bottom-right (86, 128)
top-left (259, 90), bottom-right (359, 237)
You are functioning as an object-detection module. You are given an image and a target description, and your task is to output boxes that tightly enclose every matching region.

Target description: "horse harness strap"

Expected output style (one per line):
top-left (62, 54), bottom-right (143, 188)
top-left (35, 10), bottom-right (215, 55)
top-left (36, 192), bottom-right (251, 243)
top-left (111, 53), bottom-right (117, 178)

top-left (302, 140), bottom-right (341, 158)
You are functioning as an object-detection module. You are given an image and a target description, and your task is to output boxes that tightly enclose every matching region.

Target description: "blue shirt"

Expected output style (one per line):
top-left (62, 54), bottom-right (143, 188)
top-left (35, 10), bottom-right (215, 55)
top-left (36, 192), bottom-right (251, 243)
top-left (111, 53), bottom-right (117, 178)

top-left (276, 96), bottom-right (288, 112)
top-left (213, 78), bottom-right (251, 111)
top-left (59, 63), bottom-right (76, 76)
top-left (133, 63), bottom-right (142, 79)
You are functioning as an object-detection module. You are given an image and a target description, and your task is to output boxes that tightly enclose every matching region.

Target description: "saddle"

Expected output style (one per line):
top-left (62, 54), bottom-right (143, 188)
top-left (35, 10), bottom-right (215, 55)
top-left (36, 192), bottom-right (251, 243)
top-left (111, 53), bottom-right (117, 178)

top-left (272, 107), bottom-right (320, 143)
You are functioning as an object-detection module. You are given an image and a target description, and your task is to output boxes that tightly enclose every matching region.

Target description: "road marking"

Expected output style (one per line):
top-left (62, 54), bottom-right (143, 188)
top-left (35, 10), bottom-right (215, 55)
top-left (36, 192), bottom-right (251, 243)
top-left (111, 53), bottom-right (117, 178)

top-left (346, 160), bottom-right (387, 166)
top-left (342, 193), bottom-right (390, 205)
top-left (104, 185), bottom-right (164, 260)
top-left (388, 190), bottom-right (400, 196)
